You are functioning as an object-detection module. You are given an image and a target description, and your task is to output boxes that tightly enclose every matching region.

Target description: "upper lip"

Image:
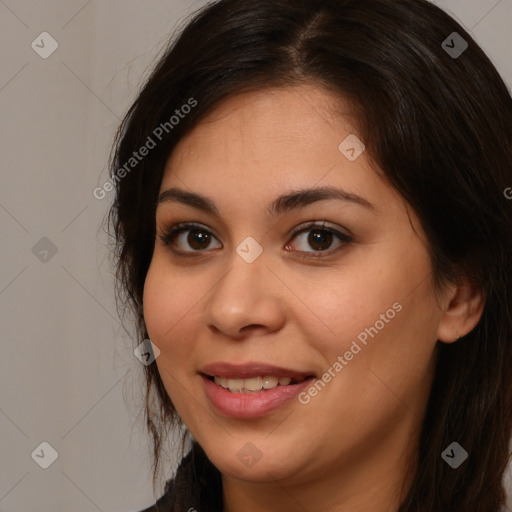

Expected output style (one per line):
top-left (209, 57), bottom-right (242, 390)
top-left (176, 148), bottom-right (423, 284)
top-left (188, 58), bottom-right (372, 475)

top-left (201, 362), bottom-right (314, 380)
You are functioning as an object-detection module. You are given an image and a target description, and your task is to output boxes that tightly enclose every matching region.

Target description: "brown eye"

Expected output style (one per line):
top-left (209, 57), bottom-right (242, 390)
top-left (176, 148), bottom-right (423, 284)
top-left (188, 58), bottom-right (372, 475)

top-left (308, 230), bottom-right (334, 251)
top-left (187, 229), bottom-right (212, 250)
top-left (159, 223), bottom-right (222, 252)
top-left (285, 222), bottom-right (352, 257)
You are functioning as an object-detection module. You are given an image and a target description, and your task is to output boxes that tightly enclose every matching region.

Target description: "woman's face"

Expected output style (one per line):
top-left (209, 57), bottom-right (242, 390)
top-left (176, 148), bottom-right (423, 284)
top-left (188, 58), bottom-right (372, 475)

top-left (143, 85), bottom-right (448, 493)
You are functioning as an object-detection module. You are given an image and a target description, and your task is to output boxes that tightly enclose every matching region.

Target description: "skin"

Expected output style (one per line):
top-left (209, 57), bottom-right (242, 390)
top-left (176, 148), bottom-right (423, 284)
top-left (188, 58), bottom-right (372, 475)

top-left (143, 85), bottom-right (485, 512)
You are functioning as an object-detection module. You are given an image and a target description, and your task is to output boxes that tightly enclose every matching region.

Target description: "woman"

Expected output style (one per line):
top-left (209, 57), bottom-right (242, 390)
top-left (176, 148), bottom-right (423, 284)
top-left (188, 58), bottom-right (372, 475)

top-left (108, 0), bottom-right (512, 510)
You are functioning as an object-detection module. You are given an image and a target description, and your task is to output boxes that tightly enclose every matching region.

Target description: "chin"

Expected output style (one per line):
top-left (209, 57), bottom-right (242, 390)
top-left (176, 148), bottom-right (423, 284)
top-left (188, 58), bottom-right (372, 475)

top-left (203, 438), bottom-right (307, 483)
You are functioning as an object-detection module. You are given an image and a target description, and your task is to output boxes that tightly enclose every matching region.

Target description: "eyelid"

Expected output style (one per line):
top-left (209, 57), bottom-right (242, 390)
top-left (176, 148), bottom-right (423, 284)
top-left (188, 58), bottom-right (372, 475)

top-left (289, 220), bottom-right (351, 238)
top-left (158, 221), bottom-right (222, 249)
top-left (158, 220), bottom-right (352, 256)
top-left (286, 220), bottom-right (353, 257)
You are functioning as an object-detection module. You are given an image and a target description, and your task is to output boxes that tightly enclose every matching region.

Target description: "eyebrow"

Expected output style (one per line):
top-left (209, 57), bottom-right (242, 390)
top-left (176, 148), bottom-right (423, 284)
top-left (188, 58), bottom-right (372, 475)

top-left (157, 186), bottom-right (376, 216)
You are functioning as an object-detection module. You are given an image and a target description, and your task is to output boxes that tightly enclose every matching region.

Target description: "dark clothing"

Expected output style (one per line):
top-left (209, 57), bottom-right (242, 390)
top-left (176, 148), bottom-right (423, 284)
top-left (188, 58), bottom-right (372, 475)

top-left (139, 442), bottom-right (223, 512)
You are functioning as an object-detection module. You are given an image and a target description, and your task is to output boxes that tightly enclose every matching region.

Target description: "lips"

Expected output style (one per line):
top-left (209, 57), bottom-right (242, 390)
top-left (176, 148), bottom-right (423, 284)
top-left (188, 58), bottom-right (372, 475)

top-left (200, 361), bottom-right (314, 381)
top-left (200, 362), bottom-right (316, 418)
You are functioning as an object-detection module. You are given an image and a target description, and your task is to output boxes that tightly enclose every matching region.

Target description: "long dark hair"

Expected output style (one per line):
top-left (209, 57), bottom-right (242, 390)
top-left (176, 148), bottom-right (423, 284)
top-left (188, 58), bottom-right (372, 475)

top-left (108, 0), bottom-right (512, 509)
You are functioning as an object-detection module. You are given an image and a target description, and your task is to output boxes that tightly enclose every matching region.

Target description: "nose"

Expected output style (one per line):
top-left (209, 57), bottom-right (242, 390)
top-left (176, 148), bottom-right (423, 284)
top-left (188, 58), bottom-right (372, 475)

top-left (204, 246), bottom-right (286, 339)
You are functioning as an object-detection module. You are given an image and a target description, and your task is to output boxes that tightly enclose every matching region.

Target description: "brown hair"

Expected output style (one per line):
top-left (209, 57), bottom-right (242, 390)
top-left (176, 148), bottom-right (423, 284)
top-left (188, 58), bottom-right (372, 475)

top-left (108, 0), bottom-right (512, 509)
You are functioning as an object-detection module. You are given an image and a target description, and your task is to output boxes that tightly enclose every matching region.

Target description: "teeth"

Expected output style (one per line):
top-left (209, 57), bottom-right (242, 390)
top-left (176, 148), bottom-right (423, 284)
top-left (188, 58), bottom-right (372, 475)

top-left (263, 376), bottom-right (278, 389)
top-left (213, 375), bottom-right (297, 393)
top-left (244, 376), bottom-right (263, 391)
top-left (226, 378), bottom-right (244, 392)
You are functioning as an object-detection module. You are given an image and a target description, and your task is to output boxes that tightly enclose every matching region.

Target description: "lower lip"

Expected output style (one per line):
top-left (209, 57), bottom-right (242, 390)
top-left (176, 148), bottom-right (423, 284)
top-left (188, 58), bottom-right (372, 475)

top-left (202, 374), bottom-right (314, 419)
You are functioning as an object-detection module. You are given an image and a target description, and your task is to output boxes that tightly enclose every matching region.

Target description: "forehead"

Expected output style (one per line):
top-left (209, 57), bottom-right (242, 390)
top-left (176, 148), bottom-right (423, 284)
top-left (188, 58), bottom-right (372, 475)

top-left (175, 86), bottom-right (352, 145)
top-left (160, 85), bottom-right (393, 215)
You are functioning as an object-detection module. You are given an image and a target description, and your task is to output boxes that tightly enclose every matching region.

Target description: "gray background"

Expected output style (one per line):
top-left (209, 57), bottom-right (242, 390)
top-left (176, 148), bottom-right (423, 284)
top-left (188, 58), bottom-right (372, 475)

top-left (0, 1), bottom-right (511, 511)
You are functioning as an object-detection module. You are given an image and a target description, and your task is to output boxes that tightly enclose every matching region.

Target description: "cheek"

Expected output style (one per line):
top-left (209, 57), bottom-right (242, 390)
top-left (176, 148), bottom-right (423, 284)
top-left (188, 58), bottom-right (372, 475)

top-left (293, 265), bottom-right (403, 356)
top-left (142, 261), bottom-right (201, 405)
top-left (143, 265), bottom-right (169, 342)
top-left (142, 259), bottom-right (198, 349)
top-left (298, 250), bottom-right (437, 374)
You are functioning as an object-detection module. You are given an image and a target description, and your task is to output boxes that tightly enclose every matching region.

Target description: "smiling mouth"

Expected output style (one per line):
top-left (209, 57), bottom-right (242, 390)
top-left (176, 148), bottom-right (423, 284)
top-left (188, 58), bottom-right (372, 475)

top-left (206, 375), bottom-right (313, 393)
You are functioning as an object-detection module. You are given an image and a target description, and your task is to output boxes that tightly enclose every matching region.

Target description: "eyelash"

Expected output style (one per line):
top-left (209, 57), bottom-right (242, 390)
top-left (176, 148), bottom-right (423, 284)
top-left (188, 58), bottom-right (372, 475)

top-left (158, 221), bottom-right (353, 258)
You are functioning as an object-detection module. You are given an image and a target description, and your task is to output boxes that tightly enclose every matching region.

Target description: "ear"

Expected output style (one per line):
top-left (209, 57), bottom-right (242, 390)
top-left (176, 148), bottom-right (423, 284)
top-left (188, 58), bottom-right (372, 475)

top-left (437, 278), bottom-right (486, 343)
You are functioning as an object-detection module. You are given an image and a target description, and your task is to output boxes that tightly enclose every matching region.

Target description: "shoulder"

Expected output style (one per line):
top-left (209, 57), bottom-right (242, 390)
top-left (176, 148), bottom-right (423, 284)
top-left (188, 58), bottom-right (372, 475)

top-left (136, 479), bottom-right (175, 512)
